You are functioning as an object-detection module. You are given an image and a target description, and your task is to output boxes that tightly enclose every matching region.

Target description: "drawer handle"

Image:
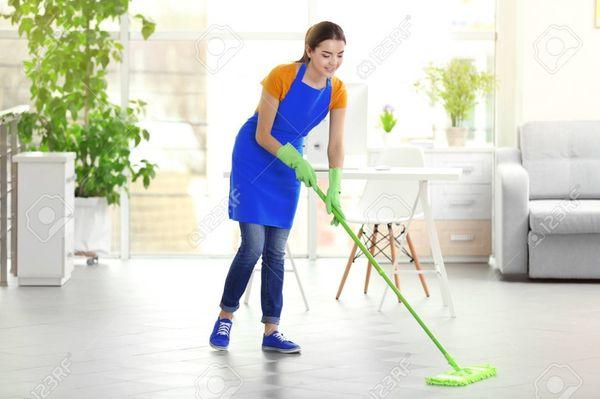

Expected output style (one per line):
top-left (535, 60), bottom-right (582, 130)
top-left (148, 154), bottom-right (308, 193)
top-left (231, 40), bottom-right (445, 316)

top-left (449, 199), bottom-right (475, 206)
top-left (450, 234), bottom-right (475, 242)
top-left (447, 165), bottom-right (475, 174)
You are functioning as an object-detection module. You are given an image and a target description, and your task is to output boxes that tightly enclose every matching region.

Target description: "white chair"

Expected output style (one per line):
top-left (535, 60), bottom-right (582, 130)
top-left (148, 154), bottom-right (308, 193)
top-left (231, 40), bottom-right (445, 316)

top-left (335, 146), bottom-right (430, 306)
top-left (244, 243), bottom-right (309, 311)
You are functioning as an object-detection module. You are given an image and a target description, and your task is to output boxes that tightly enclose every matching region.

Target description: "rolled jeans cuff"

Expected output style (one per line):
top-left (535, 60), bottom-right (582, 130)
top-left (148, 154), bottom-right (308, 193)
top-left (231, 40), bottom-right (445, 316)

top-left (220, 302), bottom-right (239, 313)
top-left (261, 315), bottom-right (280, 325)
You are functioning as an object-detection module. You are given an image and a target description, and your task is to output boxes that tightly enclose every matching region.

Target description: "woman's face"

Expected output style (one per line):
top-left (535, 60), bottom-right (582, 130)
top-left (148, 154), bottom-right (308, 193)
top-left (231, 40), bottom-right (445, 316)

top-left (307, 39), bottom-right (345, 77)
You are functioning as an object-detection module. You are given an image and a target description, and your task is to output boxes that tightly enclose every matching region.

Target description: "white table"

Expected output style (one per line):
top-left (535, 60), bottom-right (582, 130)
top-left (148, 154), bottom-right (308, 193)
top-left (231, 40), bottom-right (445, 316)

top-left (311, 166), bottom-right (461, 317)
top-left (223, 166), bottom-right (461, 316)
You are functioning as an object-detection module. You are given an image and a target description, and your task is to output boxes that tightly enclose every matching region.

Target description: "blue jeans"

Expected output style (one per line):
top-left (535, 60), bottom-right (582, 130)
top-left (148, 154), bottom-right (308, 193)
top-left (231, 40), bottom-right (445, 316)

top-left (220, 222), bottom-right (291, 325)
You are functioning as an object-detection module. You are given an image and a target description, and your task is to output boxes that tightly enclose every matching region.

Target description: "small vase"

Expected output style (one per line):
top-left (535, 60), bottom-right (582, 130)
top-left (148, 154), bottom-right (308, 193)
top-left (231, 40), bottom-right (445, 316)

top-left (381, 131), bottom-right (392, 147)
top-left (445, 127), bottom-right (468, 147)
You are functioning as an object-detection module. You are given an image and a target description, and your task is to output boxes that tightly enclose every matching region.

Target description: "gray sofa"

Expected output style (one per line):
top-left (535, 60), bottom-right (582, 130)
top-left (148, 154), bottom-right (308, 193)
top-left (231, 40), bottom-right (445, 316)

top-left (495, 121), bottom-right (600, 278)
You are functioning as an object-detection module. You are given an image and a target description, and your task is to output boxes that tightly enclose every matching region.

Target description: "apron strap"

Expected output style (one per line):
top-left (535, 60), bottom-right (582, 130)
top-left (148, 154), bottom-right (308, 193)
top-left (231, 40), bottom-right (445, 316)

top-left (295, 62), bottom-right (307, 83)
top-left (297, 62), bottom-right (332, 88)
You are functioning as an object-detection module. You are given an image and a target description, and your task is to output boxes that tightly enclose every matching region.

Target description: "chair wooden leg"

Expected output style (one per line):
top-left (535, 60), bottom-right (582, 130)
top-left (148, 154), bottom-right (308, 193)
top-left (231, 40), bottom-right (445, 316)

top-left (388, 224), bottom-right (401, 301)
top-left (336, 226), bottom-right (364, 300)
top-left (406, 232), bottom-right (430, 297)
top-left (364, 224), bottom-right (378, 294)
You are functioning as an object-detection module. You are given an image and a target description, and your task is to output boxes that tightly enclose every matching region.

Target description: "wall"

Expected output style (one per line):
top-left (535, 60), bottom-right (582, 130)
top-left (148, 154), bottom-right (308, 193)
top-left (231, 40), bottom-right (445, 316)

top-left (496, 0), bottom-right (600, 147)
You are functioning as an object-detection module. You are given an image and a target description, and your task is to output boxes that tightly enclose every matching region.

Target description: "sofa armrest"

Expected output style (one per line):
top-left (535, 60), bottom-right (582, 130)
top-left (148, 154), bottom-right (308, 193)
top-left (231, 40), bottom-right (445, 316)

top-left (494, 148), bottom-right (530, 275)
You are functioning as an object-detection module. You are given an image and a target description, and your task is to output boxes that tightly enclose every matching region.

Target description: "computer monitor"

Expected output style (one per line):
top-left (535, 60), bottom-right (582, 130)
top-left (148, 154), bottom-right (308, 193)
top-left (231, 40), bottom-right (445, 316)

top-left (304, 83), bottom-right (368, 168)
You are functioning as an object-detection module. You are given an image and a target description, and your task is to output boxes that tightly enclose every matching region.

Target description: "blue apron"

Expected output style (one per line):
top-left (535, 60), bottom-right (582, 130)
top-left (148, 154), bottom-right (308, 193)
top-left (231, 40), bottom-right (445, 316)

top-left (228, 62), bottom-right (332, 229)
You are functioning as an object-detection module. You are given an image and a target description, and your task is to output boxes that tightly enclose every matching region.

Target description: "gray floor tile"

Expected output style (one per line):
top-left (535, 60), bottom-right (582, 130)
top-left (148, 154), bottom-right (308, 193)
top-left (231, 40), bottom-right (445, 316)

top-left (1, 257), bottom-right (599, 398)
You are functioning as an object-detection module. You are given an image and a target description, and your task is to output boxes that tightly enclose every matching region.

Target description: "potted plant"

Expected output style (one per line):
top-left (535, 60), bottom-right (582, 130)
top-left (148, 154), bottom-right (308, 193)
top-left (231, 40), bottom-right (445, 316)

top-left (3, 0), bottom-right (157, 255)
top-left (415, 58), bottom-right (496, 146)
top-left (379, 104), bottom-right (397, 146)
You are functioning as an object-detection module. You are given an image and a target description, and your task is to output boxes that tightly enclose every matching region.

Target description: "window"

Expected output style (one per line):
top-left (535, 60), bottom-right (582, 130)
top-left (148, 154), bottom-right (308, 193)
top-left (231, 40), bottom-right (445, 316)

top-left (0, 0), bottom-right (496, 257)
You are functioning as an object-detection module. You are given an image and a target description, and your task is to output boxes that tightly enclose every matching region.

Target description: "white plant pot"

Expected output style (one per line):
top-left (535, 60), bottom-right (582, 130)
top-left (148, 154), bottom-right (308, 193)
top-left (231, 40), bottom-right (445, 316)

top-left (381, 131), bottom-right (393, 147)
top-left (445, 127), bottom-right (468, 147)
top-left (74, 197), bottom-right (111, 255)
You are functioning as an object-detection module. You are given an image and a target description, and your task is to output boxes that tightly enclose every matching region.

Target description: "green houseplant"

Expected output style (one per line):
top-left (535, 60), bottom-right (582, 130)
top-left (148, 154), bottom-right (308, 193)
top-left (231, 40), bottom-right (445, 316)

top-left (415, 58), bottom-right (496, 146)
top-left (378, 104), bottom-right (397, 147)
top-left (380, 104), bottom-right (397, 133)
top-left (2, 0), bottom-right (157, 254)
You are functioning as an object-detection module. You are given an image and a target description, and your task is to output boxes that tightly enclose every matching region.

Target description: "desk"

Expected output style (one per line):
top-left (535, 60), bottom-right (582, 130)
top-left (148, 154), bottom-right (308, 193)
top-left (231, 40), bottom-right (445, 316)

top-left (312, 166), bottom-right (461, 316)
top-left (310, 167), bottom-right (461, 258)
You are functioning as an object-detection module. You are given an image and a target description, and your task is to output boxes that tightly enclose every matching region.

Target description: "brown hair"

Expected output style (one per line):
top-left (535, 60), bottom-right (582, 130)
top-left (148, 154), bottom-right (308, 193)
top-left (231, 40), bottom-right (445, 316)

top-left (296, 21), bottom-right (346, 64)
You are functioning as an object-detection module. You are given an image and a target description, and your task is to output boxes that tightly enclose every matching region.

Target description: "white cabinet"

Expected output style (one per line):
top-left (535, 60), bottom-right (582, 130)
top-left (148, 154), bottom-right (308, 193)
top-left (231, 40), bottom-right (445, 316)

top-left (14, 152), bottom-right (75, 286)
top-left (369, 147), bottom-right (494, 261)
top-left (430, 180), bottom-right (492, 219)
top-left (423, 149), bottom-right (493, 259)
top-left (427, 151), bottom-right (493, 184)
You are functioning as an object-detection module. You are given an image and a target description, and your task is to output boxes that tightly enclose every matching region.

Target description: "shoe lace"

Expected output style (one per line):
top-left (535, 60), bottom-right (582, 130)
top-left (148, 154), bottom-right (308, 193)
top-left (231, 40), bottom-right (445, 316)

top-left (272, 332), bottom-right (288, 342)
top-left (217, 321), bottom-right (231, 336)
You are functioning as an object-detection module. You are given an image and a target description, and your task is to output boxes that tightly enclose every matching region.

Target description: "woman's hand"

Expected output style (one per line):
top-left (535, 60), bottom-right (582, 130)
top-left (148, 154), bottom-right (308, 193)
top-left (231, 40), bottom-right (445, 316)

top-left (325, 167), bottom-right (345, 226)
top-left (275, 143), bottom-right (317, 188)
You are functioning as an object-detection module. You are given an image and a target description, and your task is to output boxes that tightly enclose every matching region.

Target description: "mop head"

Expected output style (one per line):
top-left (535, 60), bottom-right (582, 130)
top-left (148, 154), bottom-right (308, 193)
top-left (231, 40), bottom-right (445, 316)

top-left (426, 364), bottom-right (497, 386)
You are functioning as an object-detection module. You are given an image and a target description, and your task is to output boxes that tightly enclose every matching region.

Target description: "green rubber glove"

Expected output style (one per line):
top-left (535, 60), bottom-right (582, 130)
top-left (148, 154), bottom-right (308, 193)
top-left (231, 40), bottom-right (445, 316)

top-left (325, 167), bottom-right (345, 226)
top-left (276, 143), bottom-right (317, 188)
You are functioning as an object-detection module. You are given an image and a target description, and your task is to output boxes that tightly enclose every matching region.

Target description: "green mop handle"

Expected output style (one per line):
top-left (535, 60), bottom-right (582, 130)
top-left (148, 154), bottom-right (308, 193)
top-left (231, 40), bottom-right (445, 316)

top-left (312, 184), bottom-right (461, 371)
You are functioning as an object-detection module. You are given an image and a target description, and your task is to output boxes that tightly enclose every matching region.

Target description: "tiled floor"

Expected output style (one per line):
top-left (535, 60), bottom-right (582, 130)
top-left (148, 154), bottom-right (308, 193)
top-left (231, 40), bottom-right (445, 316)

top-left (1, 256), bottom-right (599, 398)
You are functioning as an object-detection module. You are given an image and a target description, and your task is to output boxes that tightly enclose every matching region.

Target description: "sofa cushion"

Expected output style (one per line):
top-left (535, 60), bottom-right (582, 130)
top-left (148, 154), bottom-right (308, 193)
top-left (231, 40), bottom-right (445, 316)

top-left (528, 233), bottom-right (600, 279)
top-left (520, 121), bottom-right (600, 199)
top-left (529, 200), bottom-right (600, 235)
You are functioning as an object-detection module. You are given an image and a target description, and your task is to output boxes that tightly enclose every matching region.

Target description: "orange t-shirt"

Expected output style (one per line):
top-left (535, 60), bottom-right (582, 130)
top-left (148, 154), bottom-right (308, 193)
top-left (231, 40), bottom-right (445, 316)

top-left (255, 62), bottom-right (347, 113)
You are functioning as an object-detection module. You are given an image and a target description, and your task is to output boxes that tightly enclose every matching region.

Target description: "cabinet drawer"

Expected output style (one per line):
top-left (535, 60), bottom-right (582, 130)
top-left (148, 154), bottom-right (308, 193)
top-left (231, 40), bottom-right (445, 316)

top-left (437, 220), bottom-right (491, 256)
top-left (404, 221), bottom-right (431, 257)
top-left (426, 152), bottom-right (492, 184)
top-left (406, 220), bottom-right (491, 257)
top-left (431, 184), bottom-right (491, 219)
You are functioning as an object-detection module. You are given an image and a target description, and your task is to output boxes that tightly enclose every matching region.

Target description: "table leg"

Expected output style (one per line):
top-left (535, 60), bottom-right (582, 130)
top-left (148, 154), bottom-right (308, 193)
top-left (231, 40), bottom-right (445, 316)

top-left (418, 180), bottom-right (456, 317)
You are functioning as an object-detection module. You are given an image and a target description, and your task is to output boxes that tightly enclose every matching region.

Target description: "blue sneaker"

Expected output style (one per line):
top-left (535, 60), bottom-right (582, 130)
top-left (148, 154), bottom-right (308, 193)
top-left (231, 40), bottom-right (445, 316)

top-left (209, 318), bottom-right (232, 351)
top-left (262, 331), bottom-right (301, 354)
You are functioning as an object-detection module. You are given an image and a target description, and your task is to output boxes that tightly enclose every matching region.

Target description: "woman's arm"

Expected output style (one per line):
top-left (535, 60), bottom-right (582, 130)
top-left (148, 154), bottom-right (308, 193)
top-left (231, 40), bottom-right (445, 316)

top-left (328, 107), bottom-right (346, 168)
top-left (255, 87), bottom-right (317, 188)
top-left (255, 88), bottom-right (283, 155)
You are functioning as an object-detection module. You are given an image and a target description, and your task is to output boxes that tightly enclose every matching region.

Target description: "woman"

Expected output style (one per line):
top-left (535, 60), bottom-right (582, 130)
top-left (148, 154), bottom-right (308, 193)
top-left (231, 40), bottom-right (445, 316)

top-left (210, 21), bottom-right (347, 354)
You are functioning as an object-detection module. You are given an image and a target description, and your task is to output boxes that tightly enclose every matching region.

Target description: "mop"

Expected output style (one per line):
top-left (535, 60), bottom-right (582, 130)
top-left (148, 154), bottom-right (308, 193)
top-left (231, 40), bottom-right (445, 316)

top-left (312, 184), bottom-right (496, 386)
